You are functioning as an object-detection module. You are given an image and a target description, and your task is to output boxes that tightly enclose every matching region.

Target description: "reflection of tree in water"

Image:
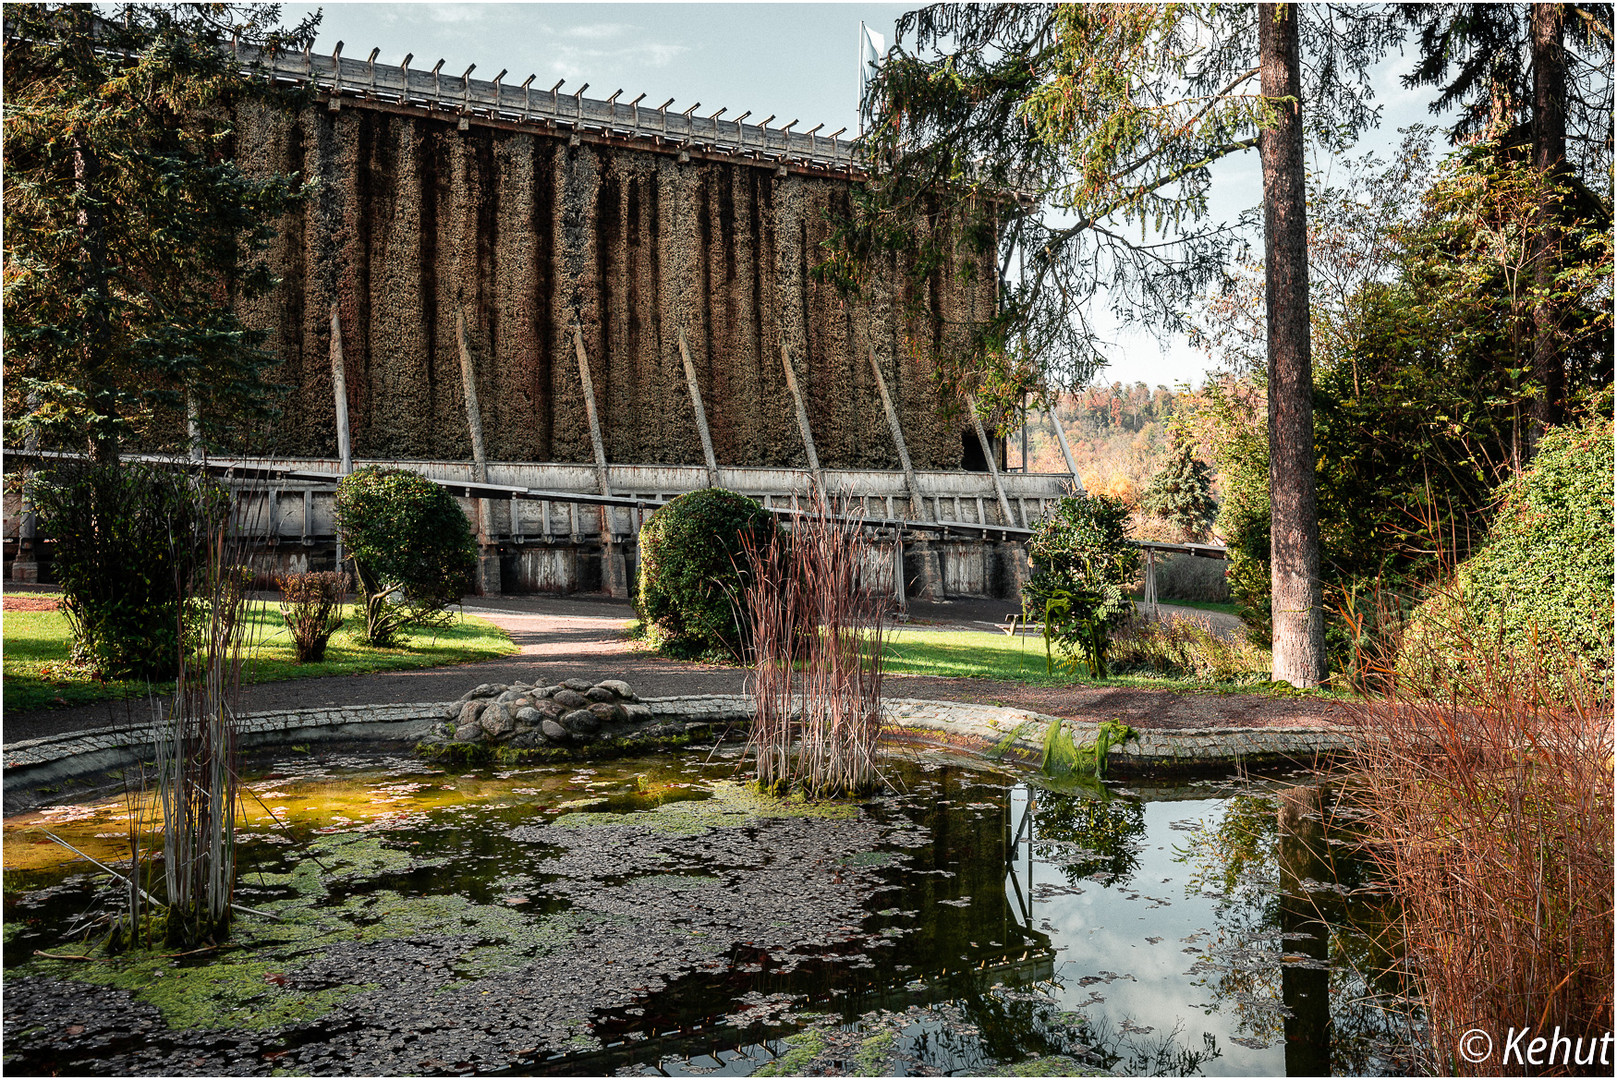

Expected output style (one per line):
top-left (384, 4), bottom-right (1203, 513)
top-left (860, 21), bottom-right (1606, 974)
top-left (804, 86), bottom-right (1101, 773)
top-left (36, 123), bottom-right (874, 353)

top-left (1028, 779), bottom-right (1148, 887)
top-left (1175, 785), bottom-right (1416, 1074)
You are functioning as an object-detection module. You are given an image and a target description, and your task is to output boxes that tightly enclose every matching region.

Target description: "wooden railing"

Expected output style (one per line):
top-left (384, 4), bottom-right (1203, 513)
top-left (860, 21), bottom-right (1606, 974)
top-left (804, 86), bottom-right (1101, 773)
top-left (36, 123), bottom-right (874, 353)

top-left (233, 39), bottom-right (864, 172)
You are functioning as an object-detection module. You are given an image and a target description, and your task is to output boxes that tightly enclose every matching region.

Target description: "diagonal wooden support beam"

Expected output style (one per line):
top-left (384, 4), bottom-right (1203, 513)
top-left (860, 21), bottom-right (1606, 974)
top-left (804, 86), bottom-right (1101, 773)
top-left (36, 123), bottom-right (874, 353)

top-left (965, 390), bottom-right (1016, 527)
top-left (867, 344), bottom-right (930, 522)
top-left (1045, 403), bottom-right (1083, 491)
top-left (572, 324), bottom-right (629, 598)
top-left (457, 310), bottom-right (492, 539)
top-left (329, 304), bottom-right (354, 477)
top-left (573, 324), bottom-right (612, 499)
top-left (677, 328), bottom-right (721, 488)
top-left (780, 341), bottom-right (823, 491)
top-left (459, 310), bottom-right (501, 595)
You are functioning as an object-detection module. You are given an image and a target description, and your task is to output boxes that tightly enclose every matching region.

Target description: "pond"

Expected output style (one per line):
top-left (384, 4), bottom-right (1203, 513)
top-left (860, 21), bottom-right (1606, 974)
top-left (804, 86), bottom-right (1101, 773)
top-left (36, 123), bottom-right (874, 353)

top-left (2, 745), bottom-right (1415, 1076)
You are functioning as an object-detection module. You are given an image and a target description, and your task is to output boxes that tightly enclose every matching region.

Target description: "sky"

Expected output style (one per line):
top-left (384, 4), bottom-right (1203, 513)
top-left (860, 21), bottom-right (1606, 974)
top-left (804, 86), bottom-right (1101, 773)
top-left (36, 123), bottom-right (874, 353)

top-left (286, 2), bottom-right (1451, 391)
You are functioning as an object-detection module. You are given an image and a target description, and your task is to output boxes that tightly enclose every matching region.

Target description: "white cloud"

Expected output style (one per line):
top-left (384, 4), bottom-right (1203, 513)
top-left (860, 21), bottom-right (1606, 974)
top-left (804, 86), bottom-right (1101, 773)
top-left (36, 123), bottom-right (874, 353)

top-left (562, 22), bottom-right (636, 41)
top-left (545, 41), bottom-right (691, 81)
top-left (422, 4), bottom-right (496, 26)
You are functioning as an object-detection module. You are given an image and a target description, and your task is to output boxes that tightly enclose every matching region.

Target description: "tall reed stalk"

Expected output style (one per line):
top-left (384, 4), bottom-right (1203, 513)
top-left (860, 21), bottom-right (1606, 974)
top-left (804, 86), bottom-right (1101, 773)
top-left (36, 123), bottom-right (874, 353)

top-left (741, 494), bottom-right (888, 797)
top-left (151, 475), bottom-right (261, 947)
top-left (1346, 591), bottom-right (1613, 1075)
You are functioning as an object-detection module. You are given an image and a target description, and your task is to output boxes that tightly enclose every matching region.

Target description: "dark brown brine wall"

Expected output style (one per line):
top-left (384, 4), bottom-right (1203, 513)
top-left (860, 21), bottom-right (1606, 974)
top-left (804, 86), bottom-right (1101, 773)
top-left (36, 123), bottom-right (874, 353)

top-left (233, 101), bottom-right (996, 468)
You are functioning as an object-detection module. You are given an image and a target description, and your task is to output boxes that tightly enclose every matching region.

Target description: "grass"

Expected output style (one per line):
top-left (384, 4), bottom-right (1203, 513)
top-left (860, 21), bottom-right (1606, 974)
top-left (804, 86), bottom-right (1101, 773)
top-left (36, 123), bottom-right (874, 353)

top-left (878, 626), bottom-right (1329, 696)
top-left (2, 599), bottom-right (517, 715)
top-left (881, 628), bottom-right (1064, 682)
top-left (1347, 614), bottom-right (1613, 1074)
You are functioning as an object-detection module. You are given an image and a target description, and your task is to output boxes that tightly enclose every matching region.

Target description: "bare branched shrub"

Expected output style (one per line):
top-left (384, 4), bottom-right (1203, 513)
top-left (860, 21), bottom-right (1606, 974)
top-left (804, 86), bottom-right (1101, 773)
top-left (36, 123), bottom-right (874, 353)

top-left (1347, 592), bottom-right (1614, 1075)
top-left (741, 495), bottom-right (889, 798)
top-left (276, 570), bottom-right (349, 663)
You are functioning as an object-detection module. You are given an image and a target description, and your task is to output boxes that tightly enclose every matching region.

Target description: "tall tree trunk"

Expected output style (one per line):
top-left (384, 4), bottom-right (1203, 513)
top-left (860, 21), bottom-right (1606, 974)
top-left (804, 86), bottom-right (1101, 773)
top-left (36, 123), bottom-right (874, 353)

top-left (1259, 3), bottom-right (1326, 687)
top-left (1529, 2), bottom-right (1567, 456)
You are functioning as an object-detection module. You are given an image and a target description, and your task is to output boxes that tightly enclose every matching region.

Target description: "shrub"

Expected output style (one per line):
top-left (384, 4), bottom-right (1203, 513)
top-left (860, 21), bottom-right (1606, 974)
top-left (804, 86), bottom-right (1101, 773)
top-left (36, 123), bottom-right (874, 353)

top-left (1399, 414), bottom-right (1614, 699)
top-left (1022, 494), bottom-right (1140, 678)
top-left (635, 487), bottom-right (780, 660)
top-left (334, 467), bottom-right (477, 647)
top-left (27, 460), bottom-right (229, 680)
top-left (276, 570), bottom-right (348, 663)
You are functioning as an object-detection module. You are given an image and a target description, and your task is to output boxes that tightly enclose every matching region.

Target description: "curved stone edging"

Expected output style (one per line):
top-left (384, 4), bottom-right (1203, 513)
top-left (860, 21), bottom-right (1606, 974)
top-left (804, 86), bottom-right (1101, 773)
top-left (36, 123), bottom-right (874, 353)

top-left (3, 694), bottom-right (1357, 810)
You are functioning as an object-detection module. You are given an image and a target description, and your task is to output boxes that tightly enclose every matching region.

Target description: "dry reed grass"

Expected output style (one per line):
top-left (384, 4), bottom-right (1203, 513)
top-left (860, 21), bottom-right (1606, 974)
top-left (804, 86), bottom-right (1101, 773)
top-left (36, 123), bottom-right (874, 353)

top-left (1345, 589), bottom-right (1614, 1075)
top-left (108, 474), bottom-right (266, 949)
top-left (1109, 612), bottom-right (1269, 681)
top-left (740, 494), bottom-right (888, 798)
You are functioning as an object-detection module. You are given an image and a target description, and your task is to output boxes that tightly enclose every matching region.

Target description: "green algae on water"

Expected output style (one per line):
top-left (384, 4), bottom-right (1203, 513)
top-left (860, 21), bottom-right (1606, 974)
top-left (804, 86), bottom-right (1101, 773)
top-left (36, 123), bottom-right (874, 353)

top-left (551, 779), bottom-right (857, 834)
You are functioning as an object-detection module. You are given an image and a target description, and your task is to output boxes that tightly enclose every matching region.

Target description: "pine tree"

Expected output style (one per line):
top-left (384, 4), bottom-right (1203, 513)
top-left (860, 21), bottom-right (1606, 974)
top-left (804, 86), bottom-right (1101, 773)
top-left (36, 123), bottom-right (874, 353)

top-left (2, 4), bottom-right (318, 460)
top-left (1141, 437), bottom-right (1217, 543)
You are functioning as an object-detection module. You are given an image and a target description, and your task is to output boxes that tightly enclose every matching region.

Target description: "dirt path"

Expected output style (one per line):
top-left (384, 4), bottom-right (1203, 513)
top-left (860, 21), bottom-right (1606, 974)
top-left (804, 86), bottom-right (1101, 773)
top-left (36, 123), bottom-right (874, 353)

top-left (2, 593), bottom-right (1343, 744)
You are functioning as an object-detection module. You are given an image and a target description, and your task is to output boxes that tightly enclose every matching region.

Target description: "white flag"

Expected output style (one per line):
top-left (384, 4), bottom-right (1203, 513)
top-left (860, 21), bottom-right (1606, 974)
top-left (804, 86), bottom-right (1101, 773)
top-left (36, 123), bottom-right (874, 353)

top-left (859, 21), bottom-right (885, 123)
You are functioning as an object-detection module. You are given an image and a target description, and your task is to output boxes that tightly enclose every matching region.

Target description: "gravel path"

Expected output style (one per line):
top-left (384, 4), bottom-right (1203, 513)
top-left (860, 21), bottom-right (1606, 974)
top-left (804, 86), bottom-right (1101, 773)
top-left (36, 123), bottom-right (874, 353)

top-left (1, 591), bottom-right (1343, 744)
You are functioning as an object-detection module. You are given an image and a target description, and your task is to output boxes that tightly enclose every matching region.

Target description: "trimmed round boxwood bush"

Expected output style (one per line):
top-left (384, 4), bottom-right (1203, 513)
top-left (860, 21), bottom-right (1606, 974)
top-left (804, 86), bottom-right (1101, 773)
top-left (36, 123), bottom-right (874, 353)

top-left (1401, 413), bottom-right (1614, 697)
top-left (635, 487), bottom-right (780, 659)
top-left (335, 467), bottom-right (477, 646)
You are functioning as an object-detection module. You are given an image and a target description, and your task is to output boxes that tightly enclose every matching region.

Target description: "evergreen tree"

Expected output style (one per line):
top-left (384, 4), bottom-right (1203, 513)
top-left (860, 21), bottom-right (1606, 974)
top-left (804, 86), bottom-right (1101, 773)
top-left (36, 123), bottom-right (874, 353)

top-left (1400, 3), bottom-right (1614, 452)
top-left (839, 3), bottom-right (1400, 685)
top-left (2, 4), bottom-right (317, 460)
top-left (831, 3), bottom-right (1401, 412)
top-left (1141, 436), bottom-right (1217, 543)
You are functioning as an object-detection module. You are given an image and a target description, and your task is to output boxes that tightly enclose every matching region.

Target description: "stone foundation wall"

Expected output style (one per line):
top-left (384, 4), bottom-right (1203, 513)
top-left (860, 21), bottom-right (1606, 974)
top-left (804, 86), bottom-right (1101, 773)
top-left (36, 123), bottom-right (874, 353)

top-left (231, 99), bottom-right (996, 470)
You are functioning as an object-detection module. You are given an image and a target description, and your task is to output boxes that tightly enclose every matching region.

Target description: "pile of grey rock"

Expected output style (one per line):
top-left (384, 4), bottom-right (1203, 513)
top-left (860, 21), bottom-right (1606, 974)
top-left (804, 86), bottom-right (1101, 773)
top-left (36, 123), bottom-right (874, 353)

top-left (433, 677), bottom-right (659, 750)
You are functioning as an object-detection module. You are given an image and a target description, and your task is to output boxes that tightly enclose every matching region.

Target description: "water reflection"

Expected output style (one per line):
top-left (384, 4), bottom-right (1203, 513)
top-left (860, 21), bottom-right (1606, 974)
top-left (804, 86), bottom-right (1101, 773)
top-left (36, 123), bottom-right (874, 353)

top-left (2, 751), bottom-right (1412, 1076)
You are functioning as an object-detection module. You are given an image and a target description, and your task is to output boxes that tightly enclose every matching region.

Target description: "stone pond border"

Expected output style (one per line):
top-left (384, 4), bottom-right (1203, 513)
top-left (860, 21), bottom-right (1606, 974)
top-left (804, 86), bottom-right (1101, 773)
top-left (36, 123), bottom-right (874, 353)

top-left (3, 695), bottom-right (1357, 810)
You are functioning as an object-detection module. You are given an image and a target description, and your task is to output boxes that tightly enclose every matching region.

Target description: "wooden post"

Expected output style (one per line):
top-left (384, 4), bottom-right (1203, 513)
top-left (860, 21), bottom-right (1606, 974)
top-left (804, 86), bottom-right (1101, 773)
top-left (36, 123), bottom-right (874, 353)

top-left (573, 323), bottom-right (629, 598)
top-left (573, 324), bottom-right (612, 499)
top-left (330, 304), bottom-right (353, 475)
top-left (330, 304), bottom-right (353, 567)
top-left (869, 344), bottom-right (943, 601)
top-left (677, 328), bottom-right (721, 488)
top-left (893, 534), bottom-right (907, 614)
top-left (1045, 403), bottom-right (1083, 490)
top-left (1020, 397), bottom-right (1029, 471)
top-left (780, 341), bottom-right (824, 489)
top-left (867, 345), bottom-right (929, 521)
top-left (965, 390), bottom-right (1016, 527)
top-left (11, 395), bottom-right (40, 582)
top-left (457, 309), bottom-right (500, 596)
top-left (186, 394), bottom-right (204, 461)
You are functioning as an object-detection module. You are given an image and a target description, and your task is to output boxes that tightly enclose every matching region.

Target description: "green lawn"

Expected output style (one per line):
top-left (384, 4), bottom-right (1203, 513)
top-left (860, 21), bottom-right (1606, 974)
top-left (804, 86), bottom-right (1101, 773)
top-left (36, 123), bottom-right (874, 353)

top-left (881, 628), bottom-right (1063, 682)
top-left (878, 626), bottom-right (1334, 697)
top-left (3, 601), bottom-right (517, 714)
